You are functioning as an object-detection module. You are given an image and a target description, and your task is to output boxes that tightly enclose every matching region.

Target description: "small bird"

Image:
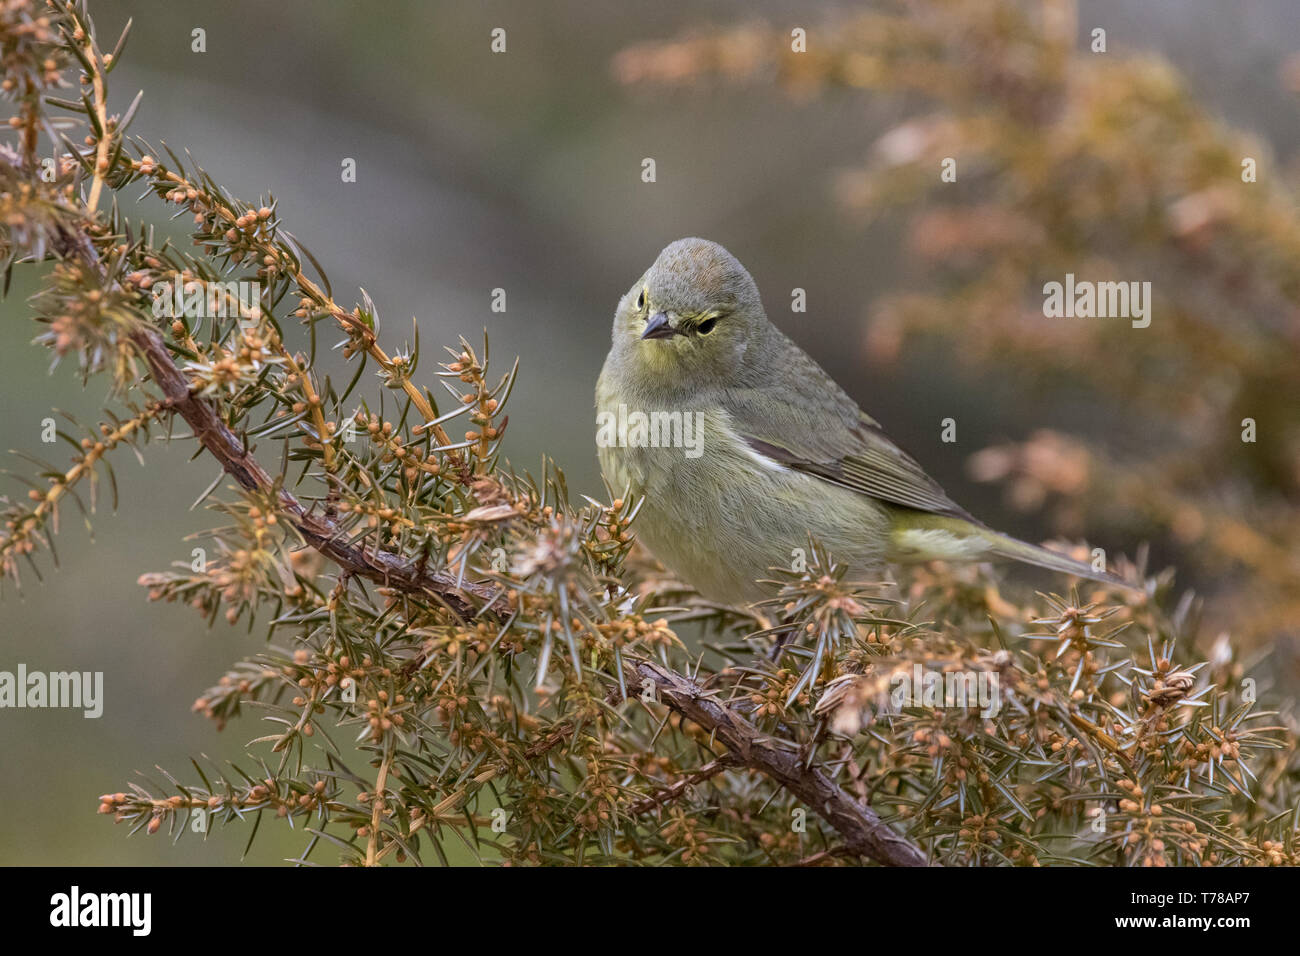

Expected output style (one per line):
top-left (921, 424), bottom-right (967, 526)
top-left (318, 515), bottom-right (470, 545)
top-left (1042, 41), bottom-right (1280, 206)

top-left (596, 237), bottom-right (1134, 605)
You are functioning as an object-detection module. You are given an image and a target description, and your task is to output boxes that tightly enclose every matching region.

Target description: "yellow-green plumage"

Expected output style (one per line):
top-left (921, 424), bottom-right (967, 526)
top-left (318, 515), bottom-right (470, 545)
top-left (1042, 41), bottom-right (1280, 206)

top-left (596, 238), bottom-right (1134, 605)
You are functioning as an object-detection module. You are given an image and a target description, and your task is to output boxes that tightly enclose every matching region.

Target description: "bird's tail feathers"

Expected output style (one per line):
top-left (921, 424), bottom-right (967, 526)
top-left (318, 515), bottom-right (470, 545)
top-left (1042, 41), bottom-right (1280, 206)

top-left (979, 529), bottom-right (1139, 593)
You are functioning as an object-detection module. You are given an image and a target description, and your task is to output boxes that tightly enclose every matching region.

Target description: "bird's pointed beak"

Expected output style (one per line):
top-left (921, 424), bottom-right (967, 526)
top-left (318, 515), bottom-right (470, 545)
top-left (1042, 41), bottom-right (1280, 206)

top-left (641, 312), bottom-right (679, 340)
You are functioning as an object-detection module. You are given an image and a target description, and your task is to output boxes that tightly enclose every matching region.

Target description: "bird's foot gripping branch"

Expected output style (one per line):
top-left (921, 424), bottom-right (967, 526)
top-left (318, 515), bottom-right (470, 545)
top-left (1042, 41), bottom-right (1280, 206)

top-left (2, 1), bottom-right (1297, 866)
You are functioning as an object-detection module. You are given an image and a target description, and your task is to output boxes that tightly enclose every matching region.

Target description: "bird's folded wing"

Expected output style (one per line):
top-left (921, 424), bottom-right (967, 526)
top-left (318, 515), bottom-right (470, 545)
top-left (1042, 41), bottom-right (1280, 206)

top-left (723, 388), bottom-right (973, 520)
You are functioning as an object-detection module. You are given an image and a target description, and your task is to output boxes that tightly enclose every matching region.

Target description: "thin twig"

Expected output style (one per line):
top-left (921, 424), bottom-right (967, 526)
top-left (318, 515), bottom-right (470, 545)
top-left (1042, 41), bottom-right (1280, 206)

top-left (69, 5), bottom-right (111, 216)
top-left (628, 757), bottom-right (734, 816)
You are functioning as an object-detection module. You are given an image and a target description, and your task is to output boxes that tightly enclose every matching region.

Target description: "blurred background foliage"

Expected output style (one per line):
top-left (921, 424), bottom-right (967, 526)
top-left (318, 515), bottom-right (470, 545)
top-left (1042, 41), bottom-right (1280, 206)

top-left (2, 0), bottom-right (1299, 863)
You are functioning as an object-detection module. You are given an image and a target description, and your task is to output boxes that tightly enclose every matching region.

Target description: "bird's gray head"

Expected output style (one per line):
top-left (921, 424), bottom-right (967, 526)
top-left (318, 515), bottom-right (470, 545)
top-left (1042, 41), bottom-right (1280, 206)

top-left (609, 238), bottom-right (768, 384)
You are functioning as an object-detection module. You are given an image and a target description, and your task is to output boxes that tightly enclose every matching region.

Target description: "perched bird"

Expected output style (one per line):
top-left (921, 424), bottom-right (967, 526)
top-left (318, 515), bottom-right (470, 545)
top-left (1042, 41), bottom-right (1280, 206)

top-left (596, 237), bottom-right (1135, 605)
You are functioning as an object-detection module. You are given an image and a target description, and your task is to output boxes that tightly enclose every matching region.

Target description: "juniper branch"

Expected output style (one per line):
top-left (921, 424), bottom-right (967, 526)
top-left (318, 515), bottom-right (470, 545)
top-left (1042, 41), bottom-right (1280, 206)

top-left (126, 324), bottom-right (497, 620)
top-left (33, 205), bottom-right (497, 618)
top-left (625, 657), bottom-right (931, 867)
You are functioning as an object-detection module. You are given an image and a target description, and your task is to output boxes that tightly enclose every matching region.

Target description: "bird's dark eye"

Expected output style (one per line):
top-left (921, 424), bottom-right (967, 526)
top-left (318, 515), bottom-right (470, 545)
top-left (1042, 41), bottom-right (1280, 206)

top-left (635, 288), bottom-right (646, 311)
top-left (697, 316), bottom-right (718, 335)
